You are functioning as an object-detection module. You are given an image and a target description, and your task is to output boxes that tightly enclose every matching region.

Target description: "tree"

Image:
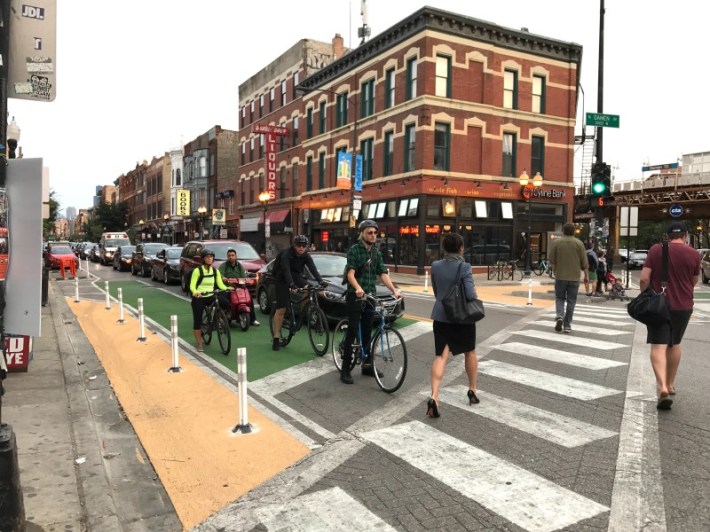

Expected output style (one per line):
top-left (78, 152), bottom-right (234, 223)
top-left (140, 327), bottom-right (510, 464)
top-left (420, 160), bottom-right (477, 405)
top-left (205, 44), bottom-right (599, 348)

top-left (92, 201), bottom-right (129, 233)
top-left (43, 189), bottom-right (60, 239)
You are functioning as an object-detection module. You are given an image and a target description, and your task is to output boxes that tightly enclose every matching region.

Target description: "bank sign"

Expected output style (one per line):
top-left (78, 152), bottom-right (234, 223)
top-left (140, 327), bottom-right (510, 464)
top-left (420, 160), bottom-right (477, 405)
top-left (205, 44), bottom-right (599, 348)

top-left (521, 186), bottom-right (567, 200)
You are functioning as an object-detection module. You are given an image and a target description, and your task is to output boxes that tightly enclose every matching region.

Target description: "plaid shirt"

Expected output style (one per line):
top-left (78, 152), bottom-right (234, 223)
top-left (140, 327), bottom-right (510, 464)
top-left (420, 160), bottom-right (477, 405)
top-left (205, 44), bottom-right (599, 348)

top-left (345, 240), bottom-right (387, 295)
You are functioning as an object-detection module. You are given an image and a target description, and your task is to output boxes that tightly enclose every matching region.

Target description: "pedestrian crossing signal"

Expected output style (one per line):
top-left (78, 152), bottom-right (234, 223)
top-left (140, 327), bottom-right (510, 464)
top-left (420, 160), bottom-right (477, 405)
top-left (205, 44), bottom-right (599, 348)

top-left (597, 197), bottom-right (604, 207)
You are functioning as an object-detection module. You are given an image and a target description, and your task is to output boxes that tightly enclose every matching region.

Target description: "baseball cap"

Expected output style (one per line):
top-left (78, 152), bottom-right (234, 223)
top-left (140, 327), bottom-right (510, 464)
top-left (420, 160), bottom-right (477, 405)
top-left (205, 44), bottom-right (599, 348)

top-left (667, 221), bottom-right (687, 235)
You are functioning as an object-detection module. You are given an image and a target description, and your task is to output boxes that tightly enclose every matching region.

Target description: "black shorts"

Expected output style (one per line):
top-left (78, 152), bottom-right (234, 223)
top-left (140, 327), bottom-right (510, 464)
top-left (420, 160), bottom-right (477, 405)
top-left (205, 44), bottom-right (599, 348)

top-left (646, 309), bottom-right (693, 347)
top-left (274, 280), bottom-right (291, 309)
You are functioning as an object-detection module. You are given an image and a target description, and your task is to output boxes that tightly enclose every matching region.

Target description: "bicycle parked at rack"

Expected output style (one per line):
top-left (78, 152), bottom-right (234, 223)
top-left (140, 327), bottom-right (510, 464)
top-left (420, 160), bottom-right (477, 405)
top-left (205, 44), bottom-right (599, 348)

top-left (487, 260), bottom-right (523, 281)
top-left (332, 294), bottom-right (407, 393)
top-left (269, 284), bottom-right (330, 356)
top-left (199, 289), bottom-right (232, 355)
top-left (534, 256), bottom-right (555, 278)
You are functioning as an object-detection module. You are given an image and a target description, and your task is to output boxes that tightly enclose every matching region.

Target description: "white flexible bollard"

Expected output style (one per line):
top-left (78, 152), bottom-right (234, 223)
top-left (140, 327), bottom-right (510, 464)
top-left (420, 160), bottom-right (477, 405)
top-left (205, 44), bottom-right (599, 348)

top-left (86, 258), bottom-right (90, 277)
top-left (74, 276), bottom-right (80, 303)
top-left (232, 347), bottom-right (253, 434)
top-left (104, 280), bottom-right (111, 310)
top-left (423, 269), bottom-right (429, 293)
top-left (137, 298), bottom-right (147, 342)
top-left (168, 315), bottom-right (182, 373)
top-left (117, 288), bottom-right (125, 323)
top-left (527, 274), bottom-right (533, 306)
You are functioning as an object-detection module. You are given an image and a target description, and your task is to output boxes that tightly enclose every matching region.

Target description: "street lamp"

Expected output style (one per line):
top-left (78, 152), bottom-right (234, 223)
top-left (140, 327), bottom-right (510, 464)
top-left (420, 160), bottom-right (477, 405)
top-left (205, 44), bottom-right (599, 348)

top-left (197, 206), bottom-right (207, 241)
top-left (138, 219), bottom-right (144, 242)
top-left (6, 117), bottom-right (20, 159)
top-left (519, 170), bottom-right (544, 277)
top-left (163, 213), bottom-right (171, 245)
top-left (258, 191), bottom-right (270, 256)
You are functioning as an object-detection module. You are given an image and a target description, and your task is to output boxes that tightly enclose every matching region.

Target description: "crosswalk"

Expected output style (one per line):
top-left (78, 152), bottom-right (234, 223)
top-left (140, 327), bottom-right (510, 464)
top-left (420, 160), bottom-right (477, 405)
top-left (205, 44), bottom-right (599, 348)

top-left (231, 303), bottom-right (639, 532)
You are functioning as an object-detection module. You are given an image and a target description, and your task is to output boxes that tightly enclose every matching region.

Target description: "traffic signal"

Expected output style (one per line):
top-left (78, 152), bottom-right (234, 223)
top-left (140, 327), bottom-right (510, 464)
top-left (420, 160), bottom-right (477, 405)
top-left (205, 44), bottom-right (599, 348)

top-left (591, 162), bottom-right (611, 197)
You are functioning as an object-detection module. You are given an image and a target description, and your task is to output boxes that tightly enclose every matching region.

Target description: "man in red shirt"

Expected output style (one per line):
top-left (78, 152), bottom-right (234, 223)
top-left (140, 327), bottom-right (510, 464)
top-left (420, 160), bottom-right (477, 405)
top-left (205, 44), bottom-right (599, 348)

top-left (639, 222), bottom-right (700, 410)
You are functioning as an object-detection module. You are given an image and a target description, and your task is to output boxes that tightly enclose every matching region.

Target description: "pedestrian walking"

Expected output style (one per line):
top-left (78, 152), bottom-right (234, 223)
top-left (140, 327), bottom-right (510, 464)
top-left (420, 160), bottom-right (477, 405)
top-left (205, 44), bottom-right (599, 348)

top-left (549, 222), bottom-right (588, 333)
top-left (595, 250), bottom-right (608, 295)
top-left (427, 233), bottom-right (480, 418)
top-left (584, 242), bottom-right (598, 296)
top-left (639, 222), bottom-right (700, 410)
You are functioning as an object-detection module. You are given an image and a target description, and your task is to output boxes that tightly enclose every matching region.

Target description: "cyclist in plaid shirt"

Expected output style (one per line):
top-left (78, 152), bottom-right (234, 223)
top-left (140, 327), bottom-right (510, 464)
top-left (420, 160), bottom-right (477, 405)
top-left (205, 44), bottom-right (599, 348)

top-left (340, 219), bottom-right (402, 384)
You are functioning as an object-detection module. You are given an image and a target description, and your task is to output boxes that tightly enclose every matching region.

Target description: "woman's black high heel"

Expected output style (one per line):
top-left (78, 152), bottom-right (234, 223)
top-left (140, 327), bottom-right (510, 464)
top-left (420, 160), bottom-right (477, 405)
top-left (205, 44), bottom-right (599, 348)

top-left (426, 398), bottom-right (440, 418)
top-left (467, 390), bottom-right (480, 405)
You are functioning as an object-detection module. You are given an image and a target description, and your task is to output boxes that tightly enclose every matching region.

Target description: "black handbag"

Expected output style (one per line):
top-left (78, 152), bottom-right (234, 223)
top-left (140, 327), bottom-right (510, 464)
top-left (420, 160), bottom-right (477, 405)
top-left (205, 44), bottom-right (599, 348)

top-left (441, 262), bottom-right (485, 323)
top-left (627, 242), bottom-right (670, 326)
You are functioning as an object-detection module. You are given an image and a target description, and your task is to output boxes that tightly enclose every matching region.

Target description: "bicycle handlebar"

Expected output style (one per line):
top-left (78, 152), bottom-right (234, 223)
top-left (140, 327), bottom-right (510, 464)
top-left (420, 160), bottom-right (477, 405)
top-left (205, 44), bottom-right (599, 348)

top-left (193, 288), bottom-right (232, 298)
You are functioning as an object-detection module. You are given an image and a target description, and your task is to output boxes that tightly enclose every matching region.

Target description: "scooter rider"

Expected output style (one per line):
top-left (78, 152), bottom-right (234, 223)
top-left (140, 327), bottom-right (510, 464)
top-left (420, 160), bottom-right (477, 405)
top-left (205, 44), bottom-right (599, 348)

top-left (218, 247), bottom-right (260, 326)
top-left (340, 219), bottom-right (402, 384)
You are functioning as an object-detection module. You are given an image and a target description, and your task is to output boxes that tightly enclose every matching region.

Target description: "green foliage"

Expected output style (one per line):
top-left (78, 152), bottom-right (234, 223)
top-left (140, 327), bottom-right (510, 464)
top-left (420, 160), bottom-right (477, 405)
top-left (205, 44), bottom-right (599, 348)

top-left (93, 201), bottom-right (129, 232)
top-left (42, 189), bottom-right (60, 238)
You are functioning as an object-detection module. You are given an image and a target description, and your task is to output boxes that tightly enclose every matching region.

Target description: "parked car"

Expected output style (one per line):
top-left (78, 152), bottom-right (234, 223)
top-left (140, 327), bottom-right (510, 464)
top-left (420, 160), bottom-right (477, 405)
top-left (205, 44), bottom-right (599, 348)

top-left (44, 242), bottom-right (80, 270)
top-left (701, 250), bottom-right (710, 284)
top-left (132, 242), bottom-right (169, 277)
top-left (151, 246), bottom-right (183, 284)
top-left (255, 251), bottom-right (405, 324)
top-left (79, 242), bottom-right (98, 260)
top-left (89, 245), bottom-right (102, 263)
top-left (113, 245), bottom-right (136, 271)
top-left (179, 240), bottom-right (265, 294)
top-left (626, 250), bottom-right (648, 269)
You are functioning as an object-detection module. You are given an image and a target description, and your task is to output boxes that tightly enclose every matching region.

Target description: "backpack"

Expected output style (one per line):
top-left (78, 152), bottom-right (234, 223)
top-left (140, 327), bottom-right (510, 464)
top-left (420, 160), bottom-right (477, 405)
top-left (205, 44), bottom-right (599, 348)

top-left (586, 250), bottom-right (598, 271)
top-left (193, 265), bottom-right (216, 289)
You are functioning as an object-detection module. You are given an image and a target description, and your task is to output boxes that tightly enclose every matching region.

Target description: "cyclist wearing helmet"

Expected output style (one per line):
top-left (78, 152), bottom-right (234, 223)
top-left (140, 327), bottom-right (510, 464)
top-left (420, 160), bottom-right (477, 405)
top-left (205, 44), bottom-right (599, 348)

top-left (189, 248), bottom-right (231, 351)
top-left (271, 235), bottom-right (326, 351)
top-left (339, 219), bottom-right (402, 384)
top-left (219, 247), bottom-right (259, 326)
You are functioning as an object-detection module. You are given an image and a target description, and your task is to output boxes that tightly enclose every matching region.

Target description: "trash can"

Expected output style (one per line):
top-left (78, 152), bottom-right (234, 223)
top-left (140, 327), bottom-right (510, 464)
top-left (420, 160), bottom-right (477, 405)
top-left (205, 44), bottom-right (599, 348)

top-left (42, 265), bottom-right (49, 306)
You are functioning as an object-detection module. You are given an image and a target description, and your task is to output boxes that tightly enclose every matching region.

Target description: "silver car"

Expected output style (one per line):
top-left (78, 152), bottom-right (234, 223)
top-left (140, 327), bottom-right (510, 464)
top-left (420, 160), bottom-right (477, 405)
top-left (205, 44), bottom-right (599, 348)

top-left (626, 250), bottom-right (648, 269)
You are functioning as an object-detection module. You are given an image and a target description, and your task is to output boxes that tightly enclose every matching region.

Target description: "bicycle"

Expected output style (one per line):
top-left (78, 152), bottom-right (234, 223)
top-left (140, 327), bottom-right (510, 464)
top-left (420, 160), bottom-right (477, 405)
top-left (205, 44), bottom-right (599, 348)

top-left (332, 294), bottom-right (407, 393)
top-left (269, 284), bottom-right (330, 356)
top-left (502, 260), bottom-right (524, 281)
top-left (198, 289), bottom-right (232, 355)
top-left (534, 257), bottom-right (555, 278)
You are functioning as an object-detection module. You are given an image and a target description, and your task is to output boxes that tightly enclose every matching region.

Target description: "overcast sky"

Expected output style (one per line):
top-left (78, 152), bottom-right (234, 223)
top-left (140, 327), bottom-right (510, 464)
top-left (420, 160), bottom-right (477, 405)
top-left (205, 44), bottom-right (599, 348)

top-left (8, 0), bottom-right (704, 216)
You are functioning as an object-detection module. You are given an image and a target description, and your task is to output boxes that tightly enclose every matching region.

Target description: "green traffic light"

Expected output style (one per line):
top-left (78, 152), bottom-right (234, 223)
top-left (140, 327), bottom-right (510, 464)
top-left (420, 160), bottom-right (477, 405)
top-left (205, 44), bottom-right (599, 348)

top-left (592, 181), bottom-right (606, 195)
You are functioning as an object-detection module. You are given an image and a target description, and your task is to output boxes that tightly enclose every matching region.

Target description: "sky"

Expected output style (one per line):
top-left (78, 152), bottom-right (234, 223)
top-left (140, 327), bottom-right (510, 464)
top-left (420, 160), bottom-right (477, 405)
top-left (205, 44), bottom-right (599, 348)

top-left (7, 0), bottom-right (706, 216)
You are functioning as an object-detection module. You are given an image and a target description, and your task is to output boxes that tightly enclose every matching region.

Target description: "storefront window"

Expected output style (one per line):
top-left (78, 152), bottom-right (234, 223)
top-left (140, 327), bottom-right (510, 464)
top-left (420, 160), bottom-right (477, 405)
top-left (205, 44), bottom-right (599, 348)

top-left (459, 225), bottom-right (514, 266)
top-left (398, 225), bottom-right (419, 266)
top-left (378, 224), bottom-right (397, 263)
top-left (424, 225), bottom-right (443, 265)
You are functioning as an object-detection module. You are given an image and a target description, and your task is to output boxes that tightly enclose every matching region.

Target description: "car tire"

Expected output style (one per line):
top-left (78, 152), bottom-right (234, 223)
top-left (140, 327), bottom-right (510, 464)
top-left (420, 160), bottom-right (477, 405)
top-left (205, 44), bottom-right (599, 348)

top-left (258, 287), bottom-right (270, 314)
top-left (180, 273), bottom-right (188, 293)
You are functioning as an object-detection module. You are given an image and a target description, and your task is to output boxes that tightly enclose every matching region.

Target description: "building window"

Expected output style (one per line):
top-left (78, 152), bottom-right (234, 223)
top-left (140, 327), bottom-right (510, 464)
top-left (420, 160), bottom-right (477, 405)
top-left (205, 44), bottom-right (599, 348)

top-left (434, 123), bottom-right (450, 171)
top-left (360, 79), bottom-right (374, 118)
top-left (292, 116), bottom-right (299, 147)
top-left (502, 132), bottom-right (516, 177)
top-left (336, 92), bottom-right (348, 128)
top-left (318, 152), bottom-right (326, 188)
top-left (406, 57), bottom-right (418, 100)
top-left (249, 178), bottom-right (254, 204)
top-left (306, 156), bottom-right (313, 191)
top-left (385, 68), bottom-right (396, 109)
top-left (279, 126), bottom-right (286, 151)
top-left (532, 75), bottom-right (546, 114)
top-left (360, 138), bottom-right (374, 181)
top-left (531, 136), bottom-right (545, 176)
top-left (504, 70), bottom-right (518, 110)
top-left (279, 166), bottom-right (287, 195)
top-left (259, 94), bottom-right (264, 118)
top-left (319, 101), bottom-right (327, 134)
top-left (241, 142), bottom-right (245, 166)
top-left (175, 168), bottom-right (181, 186)
top-left (435, 55), bottom-right (451, 98)
top-left (404, 124), bottom-right (416, 172)
top-left (383, 131), bottom-right (394, 176)
top-left (281, 80), bottom-right (287, 107)
top-left (269, 87), bottom-right (275, 112)
top-left (306, 108), bottom-right (313, 138)
top-left (241, 181), bottom-right (245, 206)
top-left (250, 100), bottom-right (254, 122)
top-left (292, 163), bottom-right (300, 195)
top-left (259, 134), bottom-right (264, 159)
top-left (249, 138), bottom-right (254, 162)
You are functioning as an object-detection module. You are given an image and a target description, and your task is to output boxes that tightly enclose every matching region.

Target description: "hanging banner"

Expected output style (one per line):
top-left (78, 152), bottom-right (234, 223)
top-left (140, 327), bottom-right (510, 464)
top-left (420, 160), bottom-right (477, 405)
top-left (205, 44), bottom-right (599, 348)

top-left (254, 124), bottom-right (288, 201)
top-left (212, 208), bottom-right (226, 225)
top-left (354, 154), bottom-right (363, 192)
top-left (336, 152), bottom-right (352, 190)
top-left (176, 189), bottom-right (191, 216)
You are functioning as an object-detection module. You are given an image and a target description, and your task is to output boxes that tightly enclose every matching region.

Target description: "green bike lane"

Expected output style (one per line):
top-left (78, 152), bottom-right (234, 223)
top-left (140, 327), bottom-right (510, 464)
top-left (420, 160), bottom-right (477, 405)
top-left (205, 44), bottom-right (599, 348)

top-left (105, 280), bottom-right (417, 382)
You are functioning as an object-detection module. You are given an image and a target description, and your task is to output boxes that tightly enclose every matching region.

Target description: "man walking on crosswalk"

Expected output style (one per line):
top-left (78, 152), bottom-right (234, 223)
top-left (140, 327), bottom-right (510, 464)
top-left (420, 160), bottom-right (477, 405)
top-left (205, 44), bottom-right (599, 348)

top-left (549, 222), bottom-right (589, 333)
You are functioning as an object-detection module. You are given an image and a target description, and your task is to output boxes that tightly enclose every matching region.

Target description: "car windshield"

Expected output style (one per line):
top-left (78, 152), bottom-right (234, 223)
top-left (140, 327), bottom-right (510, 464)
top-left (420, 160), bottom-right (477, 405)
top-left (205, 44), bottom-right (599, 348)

top-left (311, 254), bottom-right (347, 276)
top-left (143, 244), bottom-right (166, 254)
top-left (121, 246), bottom-right (135, 256)
top-left (166, 248), bottom-right (182, 259)
top-left (51, 246), bottom-right (73, 254)
top-left (106, 238), bottom-right (130, 247)
top-left (208, 242), bottom-right (260, 261)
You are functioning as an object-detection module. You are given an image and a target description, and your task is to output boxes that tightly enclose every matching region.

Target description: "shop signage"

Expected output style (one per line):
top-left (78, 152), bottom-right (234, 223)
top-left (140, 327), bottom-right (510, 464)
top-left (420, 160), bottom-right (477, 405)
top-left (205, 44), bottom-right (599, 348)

top-left (254, 124), bottom-right (288, 201)
top-left (212, 208), bottom-right (226, 225)
top-left (176, 189), bottom-right (190, 216)
top-left (520, 187), bottom-right (567, 200)
top-left (669, 203), bottom-right (684, 217)
top-left (336, 152), bottom-right (352, 190)
top-left (4, 334), bottom-right (30, 372)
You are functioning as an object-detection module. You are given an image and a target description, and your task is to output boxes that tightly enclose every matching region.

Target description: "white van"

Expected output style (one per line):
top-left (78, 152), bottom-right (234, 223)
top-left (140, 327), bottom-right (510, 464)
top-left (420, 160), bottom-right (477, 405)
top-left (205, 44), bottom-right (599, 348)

top-left (98, 232), bottom-right (131, 265)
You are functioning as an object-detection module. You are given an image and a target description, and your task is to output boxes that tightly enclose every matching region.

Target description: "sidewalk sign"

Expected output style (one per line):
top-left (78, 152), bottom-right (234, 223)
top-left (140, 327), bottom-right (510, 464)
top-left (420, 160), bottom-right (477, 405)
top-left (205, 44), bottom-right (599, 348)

top-left (4, 334), bottom-right (31, 372)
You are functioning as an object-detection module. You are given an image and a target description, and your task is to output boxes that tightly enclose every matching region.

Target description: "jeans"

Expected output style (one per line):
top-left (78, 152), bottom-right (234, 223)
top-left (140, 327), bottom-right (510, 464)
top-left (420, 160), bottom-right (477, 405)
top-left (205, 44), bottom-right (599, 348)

top-left (554, 279), bottom-right (580, 327)
top-left (342, 292), bottom-right (376, 367)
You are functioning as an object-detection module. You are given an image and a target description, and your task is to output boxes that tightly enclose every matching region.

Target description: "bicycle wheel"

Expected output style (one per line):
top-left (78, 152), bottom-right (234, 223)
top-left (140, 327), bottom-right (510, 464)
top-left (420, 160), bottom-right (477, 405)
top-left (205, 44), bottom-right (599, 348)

top-left (515, 265), bottom-right (524, 281)
top-left (487, 265), bottom-right (497, 280)
top-left (307, 306), bottom-right (329, 356)
top-left (332, 320), bottom-right (358, 371)
top-left (269, 304), bottom-right (293, 347)
top-left (371, 328), bottom-right (407, 393)
top-left (201, 307), bottom-right (213, 346)
top-left (502, 264), bottom-right (512, 280)
top-left (534, 262), bottom-right (544, 276)
top-left (215, 308), bottom-right (231, 355)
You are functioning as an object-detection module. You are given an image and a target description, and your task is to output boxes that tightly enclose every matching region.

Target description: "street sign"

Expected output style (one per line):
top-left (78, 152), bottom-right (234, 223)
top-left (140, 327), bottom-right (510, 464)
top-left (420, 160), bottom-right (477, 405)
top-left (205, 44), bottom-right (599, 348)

top-left (669, 204), bottom-right (684, 217)
top-left (642, 162), bottom-right (679, 172)
top-left (585, 112), bottom-right (620, 128)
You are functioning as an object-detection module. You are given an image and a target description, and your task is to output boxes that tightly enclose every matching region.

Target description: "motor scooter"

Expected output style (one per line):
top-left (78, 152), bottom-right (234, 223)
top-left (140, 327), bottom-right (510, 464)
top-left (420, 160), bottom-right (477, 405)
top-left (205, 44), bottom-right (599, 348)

top-left (224, 276), bottom-right (255, 331)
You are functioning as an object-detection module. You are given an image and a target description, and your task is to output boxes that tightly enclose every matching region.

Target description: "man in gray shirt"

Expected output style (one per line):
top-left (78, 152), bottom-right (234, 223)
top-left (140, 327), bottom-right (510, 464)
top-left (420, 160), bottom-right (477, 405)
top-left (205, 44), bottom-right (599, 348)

top-left (549, 222), bottom-right (589, 333)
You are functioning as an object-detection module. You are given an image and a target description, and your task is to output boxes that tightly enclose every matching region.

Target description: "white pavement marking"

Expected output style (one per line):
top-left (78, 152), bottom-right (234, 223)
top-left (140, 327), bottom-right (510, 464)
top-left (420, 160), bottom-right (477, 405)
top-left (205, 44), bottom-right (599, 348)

top-left (363, 421), bottom-right (609, 532)
top-left (575, 304), bottom-right (630, 314)
top-left (608, 322), bottom-right (667, 531)
top-left (254, 486), bottom-right (397, 532)
top-left (478, 360), bottom-right (623, 400)
top-left (514, 329), bottom-right (627, 350)
top-left (531, 321), bottom-right (632, 336)
top-left (496, 341), bottom-right (627, 370)
top-left (572, 315), bottom-right (634, 326)
top-left (436, 385), bottom-right (617, 447)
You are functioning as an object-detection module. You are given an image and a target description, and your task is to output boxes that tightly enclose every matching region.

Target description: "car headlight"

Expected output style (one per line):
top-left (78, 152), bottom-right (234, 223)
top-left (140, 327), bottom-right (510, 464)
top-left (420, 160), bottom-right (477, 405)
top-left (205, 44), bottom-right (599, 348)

top-left (321, 290), bottom-right (345, 302)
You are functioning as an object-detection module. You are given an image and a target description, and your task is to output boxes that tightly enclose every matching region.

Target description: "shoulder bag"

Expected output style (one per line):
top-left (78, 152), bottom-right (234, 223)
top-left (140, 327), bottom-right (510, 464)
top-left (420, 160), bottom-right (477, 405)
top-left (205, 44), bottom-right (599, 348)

top-left (441, 262), bottom-right (485, 323)
top-left (627, 242), bottom-right (670, 326)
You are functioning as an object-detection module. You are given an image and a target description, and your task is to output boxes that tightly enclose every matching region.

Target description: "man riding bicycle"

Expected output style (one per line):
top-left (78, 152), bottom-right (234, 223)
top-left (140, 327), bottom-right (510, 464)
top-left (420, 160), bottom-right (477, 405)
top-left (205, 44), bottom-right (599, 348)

top-left (190, 248), bottom-right (231, 351)
top-left (219, 247), bottom-right (260, 326)
top-left (340, 219), bottom-right (402, 384)
top-left (271, 235), bottom-right (326, 351)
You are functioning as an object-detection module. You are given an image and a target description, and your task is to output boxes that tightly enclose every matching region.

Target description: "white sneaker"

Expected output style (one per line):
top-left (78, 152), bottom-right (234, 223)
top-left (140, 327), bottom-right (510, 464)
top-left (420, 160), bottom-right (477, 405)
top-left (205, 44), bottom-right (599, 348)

top-left (252, 320), bottom-right (261, 326)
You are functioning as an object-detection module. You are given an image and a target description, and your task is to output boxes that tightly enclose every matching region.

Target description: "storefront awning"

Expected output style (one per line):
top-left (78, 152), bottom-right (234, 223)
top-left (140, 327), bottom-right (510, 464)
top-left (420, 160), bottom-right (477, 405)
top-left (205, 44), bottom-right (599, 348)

top-left (259, 209), bottom-right (292, 234)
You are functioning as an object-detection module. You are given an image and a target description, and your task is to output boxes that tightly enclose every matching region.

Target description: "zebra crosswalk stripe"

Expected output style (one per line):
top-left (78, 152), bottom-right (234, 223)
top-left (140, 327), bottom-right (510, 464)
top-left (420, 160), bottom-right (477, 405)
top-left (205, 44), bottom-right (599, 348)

top-left (496, 341), bottom-right (627, 370)
top-left (253, 486), bottom-right (397, 531)
top-left (572, 315), bottom-right (634, 326)
top-left (479, 360), bottom-right (623, 400)
top-left (436, 385), bottom-right (617, 447)
top-left (363, 421), bottom-right (609, 532)
top-left (531, 321), bottom-right (632, 336)
top-left (515, 329), bottom-right (627, 350)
